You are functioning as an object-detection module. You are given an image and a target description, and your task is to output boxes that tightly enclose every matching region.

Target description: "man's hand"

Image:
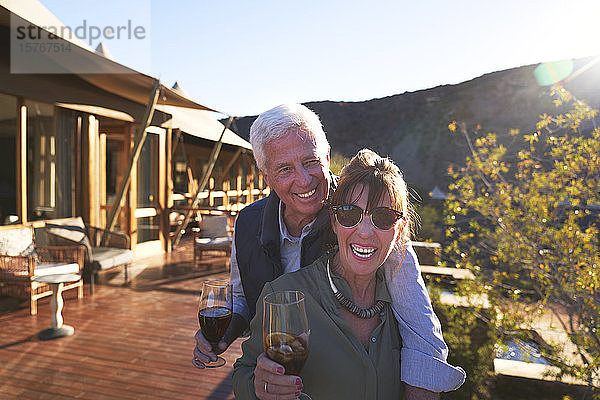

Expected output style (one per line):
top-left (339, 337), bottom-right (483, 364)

top-left (192, 313), bottom-right (248, 367)
top-left (405, 384), bottom-right (440, 400)
top-left (253, 353), bottom-right (303, 399)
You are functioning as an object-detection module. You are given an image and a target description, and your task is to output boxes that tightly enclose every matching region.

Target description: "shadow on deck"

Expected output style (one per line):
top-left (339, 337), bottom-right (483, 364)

top-left (0, 238), bottom-right (240, 399)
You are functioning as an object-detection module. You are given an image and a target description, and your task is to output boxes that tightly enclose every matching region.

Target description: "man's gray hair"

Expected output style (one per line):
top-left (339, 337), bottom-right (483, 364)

top-left (250, 104), bottom-right (330, 171)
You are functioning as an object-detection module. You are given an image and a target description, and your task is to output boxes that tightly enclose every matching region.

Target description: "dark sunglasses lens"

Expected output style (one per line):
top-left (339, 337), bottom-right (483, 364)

top-left (371, 208), bottom-right (399, 230)
top-left (336, 205), bottom-right (362, 227)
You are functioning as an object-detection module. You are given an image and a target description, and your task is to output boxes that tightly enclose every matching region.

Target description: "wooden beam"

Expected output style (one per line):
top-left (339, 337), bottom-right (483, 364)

top-left (171, 128), bottom-right (182, 156)
top-left (214, 148), bottom-right (242, 188)
top-left (105, 79), bottom-right (161, 234)
top-left (172, 116), bottom-right (233, 247)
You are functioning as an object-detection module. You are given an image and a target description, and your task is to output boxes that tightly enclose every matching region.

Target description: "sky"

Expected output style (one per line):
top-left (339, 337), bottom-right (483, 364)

top-left (39, 0), bottom-right (600, 117)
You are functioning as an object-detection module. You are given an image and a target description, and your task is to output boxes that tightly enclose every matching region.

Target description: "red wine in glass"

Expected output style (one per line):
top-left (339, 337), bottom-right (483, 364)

top-left (198, 306), bottom-right (232, 343)
top-left (193, 281), bottom-right (232, 368)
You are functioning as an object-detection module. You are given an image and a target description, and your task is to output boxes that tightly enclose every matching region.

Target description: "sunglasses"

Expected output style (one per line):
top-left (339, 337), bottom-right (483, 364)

top-left (331, 204), bottom-right (404, 231)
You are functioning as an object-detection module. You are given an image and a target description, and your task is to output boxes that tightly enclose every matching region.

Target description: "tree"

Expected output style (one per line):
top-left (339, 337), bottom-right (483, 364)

top-left (445, 87), bottom-right (600, 397)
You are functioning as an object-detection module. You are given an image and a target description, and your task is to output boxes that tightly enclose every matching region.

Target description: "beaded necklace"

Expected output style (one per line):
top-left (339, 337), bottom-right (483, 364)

top-left (326, 259), bottom-right (385, 319)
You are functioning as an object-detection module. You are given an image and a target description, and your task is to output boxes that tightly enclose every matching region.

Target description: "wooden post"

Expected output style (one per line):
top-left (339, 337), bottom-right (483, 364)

top-left (246, 159), bottom-right (253, 203)
top-left (158, 128), bottom-right (169, 252)
top-left (223, 180), bottom-right (230, 209)
top-left (87, 115), bottom-right (99, 226)
top-left (16, 101), bottom-right (27, 223)
top-left (99, 132), bottom-right (107, 227)
top-left (164, 127), bottom-right (173, 252)
top-left (236, 158), bottom-right (242, 210)
top-left (127, 124), bottom-right (137, 249)
top-left (208, 178), bottom-right (214, 207)
top-left (105, 80), bottom-right (161, 235)
top-left (172, 116), bottom-right (233, 247)
top-left (74, 116), bottom-right (82, 217)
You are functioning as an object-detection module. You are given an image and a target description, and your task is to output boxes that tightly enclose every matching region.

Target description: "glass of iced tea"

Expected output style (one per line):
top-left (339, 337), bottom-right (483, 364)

top-left (193, 280), bottom-right (232, 368)
top-left (263, 290), bottom-right (311, 399)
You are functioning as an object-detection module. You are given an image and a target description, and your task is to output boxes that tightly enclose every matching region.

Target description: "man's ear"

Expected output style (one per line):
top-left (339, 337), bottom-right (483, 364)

top-left (262, 171), bottom-right (270, 187)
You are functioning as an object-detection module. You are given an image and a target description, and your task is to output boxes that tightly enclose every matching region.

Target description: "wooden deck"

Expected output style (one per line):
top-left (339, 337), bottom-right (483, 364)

top-left (0, 240), bottom-right (242, 399)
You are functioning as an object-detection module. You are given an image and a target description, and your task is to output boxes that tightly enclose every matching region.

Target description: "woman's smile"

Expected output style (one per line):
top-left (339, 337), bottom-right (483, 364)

top-left (350, 243), bottom-right (377, 259)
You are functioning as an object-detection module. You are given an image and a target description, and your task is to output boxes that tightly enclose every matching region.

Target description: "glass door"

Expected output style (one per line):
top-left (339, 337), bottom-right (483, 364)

top-left (136, 130), bottom-right (161, 244)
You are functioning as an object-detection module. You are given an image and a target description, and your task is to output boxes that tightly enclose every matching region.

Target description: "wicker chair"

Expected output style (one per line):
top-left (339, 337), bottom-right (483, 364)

top-left (43, 217), bottom-right (132, 294)
top-left (0, 226), bottom-right (84, 315)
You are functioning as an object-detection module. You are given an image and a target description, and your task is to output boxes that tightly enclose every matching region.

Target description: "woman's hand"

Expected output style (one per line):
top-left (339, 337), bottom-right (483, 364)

top-left (253, 353), bottom-right (304, 399)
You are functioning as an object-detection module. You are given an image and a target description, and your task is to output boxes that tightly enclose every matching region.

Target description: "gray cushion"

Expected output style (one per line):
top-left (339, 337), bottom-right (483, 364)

top-left (35, 262), bottom-right (80, 277)
top-left (195, 236), bottom-right (232, 250)
top-left (199, 215), bottom-right (229, 238)
top-left (91, 247), bottom-right (133, 270)
top-left (45, 217), bottom-right (93, 260)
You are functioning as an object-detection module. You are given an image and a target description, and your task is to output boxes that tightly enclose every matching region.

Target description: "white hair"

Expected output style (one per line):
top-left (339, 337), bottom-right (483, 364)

top-left (250, 104), bottom-right (330, 171)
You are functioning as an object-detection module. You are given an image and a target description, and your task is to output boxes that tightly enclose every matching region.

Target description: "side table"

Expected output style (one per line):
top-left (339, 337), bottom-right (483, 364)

top-left (34, 273), bottom-right (81, 340)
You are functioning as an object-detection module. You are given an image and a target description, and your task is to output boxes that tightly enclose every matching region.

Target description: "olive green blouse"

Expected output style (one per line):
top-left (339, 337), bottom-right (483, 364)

top-left (232, 253), bottom-right (403, 400)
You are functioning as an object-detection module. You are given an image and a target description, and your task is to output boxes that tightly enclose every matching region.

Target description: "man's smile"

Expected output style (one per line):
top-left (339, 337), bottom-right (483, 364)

top-left (296, 187), bottom-right (317, 199)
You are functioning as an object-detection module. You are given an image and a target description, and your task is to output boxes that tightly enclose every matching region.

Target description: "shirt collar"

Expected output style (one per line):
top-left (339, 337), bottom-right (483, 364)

top-left (278, 200), bottom-right (316, 245)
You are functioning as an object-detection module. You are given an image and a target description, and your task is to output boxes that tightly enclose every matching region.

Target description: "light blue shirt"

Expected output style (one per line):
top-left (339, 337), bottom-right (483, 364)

top-left (229, 203), bottom-right (465, 392)
top-left (383, 243), bottom-right (466, 391)
top-left (278, 201), bottom-right (316, 274)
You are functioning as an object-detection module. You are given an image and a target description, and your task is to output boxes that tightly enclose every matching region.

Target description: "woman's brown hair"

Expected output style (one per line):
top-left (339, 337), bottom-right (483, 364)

top-left (330, 149), bottom-right (414, 240)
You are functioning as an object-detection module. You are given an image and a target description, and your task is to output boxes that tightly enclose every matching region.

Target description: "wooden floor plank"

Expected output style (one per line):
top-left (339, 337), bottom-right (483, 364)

top-left (0, 240), bottom-right (238, 400)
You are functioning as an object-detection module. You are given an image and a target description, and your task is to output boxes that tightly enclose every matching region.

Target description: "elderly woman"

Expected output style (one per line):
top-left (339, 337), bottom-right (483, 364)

top-left (233, 149), bottom-right (438, 399)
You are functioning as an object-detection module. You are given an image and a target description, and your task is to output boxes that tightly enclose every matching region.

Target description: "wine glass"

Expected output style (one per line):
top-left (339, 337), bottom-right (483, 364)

top-left (263, 290), bottom-right (311, 399)
top-left (193, 280), bottom-right (232, 368)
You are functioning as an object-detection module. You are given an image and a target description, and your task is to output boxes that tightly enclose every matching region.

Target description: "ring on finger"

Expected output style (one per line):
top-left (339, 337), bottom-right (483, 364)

top-left (264, 381), bottom-right (268, 393)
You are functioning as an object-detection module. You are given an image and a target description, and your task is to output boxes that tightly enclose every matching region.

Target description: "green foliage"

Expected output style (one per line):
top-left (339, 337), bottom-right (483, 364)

top-left (329, 151), bottom-right (350, 175)
top-left (415, 203), bottom-right (444, 242)
top-left (445, 87), bottom-right (600, 393)
top-left (430, 285), bottom-right (497, 400)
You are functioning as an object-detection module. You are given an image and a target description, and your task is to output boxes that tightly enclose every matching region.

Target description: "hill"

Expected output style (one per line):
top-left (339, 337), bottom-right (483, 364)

top-left (228, 57), bottom-right (600, 194)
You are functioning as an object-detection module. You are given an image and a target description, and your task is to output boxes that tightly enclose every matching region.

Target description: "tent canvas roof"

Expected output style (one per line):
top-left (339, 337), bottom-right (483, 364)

top-left (0, 0), bottom-right (255, 150)
top-left (158, 105), bottom-right (251, 150)
top-left (0, 0), bottom-right (215, 112)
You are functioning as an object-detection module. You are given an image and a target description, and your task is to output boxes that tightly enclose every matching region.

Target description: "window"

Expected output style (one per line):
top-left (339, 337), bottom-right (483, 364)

top-left (173, 156), bottom-right (188, 194)
top-left (136, 132), bottom-right (159, 242)
top-left (0, 93), bottom-right (16, 224)
top-left (25, 101), bottom-right (75, 221)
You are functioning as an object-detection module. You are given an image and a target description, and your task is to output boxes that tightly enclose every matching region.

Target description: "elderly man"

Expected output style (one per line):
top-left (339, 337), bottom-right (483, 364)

top-left (194, 104), bottom-right (465, 396)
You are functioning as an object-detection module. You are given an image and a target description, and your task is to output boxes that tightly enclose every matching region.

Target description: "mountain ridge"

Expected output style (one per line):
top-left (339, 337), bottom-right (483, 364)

top-left (228, 57), bottom-right (600, 193)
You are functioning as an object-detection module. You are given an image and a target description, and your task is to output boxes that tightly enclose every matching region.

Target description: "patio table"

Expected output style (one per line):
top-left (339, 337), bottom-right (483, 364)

top-left (34, 273), bottom-right (81, 340)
